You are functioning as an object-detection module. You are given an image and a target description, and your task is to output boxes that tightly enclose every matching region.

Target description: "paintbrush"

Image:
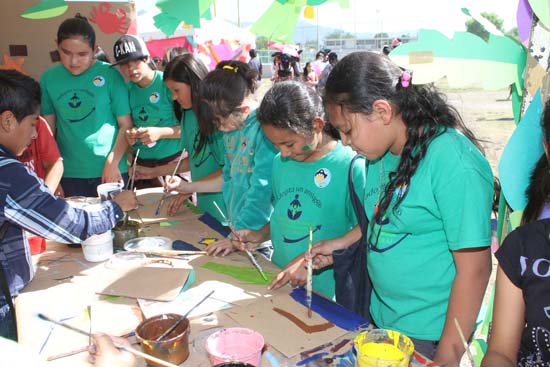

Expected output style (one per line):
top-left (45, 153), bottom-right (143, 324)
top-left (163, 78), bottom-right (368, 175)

top-left (454, 317), bottom-right (475, 367)
top-left (123, 149), bottom-right (140, 226)
top-left (155, 149), bottom-right (186, 217)
top-left (47, 345), bottom-right (90, 361)
top-left (155, 290), bottom-right (214, 342)
top-left (37, 313), bottom-right (179, 367)
top-left (126, 148), bottom-right (140, 191)
top-left (306, 224), bottom-right (313, 318)
top-left (87, 305), bottom-right (92, 346)
top-left (212, 201), bottom-right (267, 281)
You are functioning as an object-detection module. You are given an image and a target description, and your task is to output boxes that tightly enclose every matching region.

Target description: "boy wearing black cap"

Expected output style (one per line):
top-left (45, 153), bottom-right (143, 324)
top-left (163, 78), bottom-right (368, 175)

top-left (112, 35), bottom-right (182, 188)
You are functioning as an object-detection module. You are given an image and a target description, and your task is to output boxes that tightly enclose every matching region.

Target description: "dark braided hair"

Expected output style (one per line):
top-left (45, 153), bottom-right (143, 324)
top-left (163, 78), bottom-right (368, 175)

top-left (522, 98), bottom-right (550, 224)
top-left (197, 60), bottom-right (257, 137)
top-left (257, 81), bottom-right (339, 140)
top-left (324, 51), bottom-right (483, 225)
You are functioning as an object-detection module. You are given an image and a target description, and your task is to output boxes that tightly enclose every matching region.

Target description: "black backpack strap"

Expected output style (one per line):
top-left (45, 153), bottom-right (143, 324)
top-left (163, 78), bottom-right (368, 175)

top-left (0, 221), bottom-right (17, 340)
top-left (348, 155), bottom-right (368, 232)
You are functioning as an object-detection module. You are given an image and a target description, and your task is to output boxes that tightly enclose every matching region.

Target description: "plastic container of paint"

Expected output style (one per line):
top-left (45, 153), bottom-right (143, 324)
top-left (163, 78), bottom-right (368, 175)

top-left (96, 182), bottom-right (124, 202)
top-left (81, 230), bottom-right (114, 262)
top-left (353, 329), bottom-right (414, 367)
top-left (205, 327), bottom-right (265, 367)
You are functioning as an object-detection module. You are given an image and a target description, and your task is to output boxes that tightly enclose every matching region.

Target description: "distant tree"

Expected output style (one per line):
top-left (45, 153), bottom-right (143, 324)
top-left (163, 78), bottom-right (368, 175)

top-left (324, 30), bottom-right (355, 41)
top-left (466, 12), bottom-right (505, 42)
top-left (256, 35), bottom-right (269, 49)
top-left (305, 39), bottom-right (318, 50)
top-left (506, 27), bottom-right (519, 42)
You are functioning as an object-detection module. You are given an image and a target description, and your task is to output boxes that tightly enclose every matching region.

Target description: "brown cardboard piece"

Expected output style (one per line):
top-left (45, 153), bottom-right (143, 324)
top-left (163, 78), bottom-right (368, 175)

top-left (98, 266), bottom-right (190, 301)
top-left (224, 293), bottom-right (347, 358)
top-left (130, 187), bottom-right (200, 224)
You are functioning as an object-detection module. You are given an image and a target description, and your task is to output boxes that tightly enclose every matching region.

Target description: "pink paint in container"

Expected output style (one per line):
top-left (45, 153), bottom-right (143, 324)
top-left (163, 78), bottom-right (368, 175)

top-left (205, 327), bottom-right (265, 367)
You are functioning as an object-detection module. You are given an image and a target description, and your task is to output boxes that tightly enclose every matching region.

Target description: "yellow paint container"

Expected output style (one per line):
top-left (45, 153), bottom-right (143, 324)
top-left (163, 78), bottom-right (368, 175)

top-left (354, 329), bottom-right (414, 367)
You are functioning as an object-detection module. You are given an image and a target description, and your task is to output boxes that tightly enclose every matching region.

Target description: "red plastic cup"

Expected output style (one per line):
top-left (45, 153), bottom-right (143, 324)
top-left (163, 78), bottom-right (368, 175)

top-left (28, 235), bottom-right (46, 255)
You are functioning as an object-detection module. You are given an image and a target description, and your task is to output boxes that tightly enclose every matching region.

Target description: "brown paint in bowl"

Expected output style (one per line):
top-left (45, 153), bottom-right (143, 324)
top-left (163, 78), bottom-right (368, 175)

top-left (135, 313), bottom-right (190, 367)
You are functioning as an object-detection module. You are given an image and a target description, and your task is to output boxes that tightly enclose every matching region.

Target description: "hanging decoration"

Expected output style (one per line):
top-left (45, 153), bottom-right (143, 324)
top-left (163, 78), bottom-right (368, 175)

top-left (89, 2), bottom-right (131, 35)
top-left (21, 0), bottom-right (68, 20)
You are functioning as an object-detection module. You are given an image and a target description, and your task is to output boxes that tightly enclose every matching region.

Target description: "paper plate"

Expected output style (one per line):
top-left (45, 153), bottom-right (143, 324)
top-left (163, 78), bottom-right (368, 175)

top-left (123, 236), bottom-right (173, 252)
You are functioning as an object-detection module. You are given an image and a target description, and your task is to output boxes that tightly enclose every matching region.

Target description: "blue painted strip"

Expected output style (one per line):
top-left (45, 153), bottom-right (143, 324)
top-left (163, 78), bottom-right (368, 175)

top-left (290, 288), bottom-right (369, 331)
top-left (172, 239), bottom-right (201, 252)
top-left (296, 352), bottom-right (329, 366)
top-left (198, 212), bottom-right (231, 237)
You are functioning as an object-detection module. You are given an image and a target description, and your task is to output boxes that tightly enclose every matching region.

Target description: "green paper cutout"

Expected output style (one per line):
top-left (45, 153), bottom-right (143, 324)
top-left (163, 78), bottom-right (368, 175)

top-left (160, 221), bottom-right (182, 227)
top-left (390, 29), bottom-right (526, 93)
top-left (251, 0), bottom-right (349, 43)
top-left (250, 1), bottom-right (301, 43)
top-left (529, 0), bottom-right (550, 29)
top-left (154, 0), bottom-right (215, 35)
top-left (21, 0), bottom-right (67, 19)
top-left (202, 261), bottom-right (275, 284)
top-left (153, 12), bottom-right (181, 37)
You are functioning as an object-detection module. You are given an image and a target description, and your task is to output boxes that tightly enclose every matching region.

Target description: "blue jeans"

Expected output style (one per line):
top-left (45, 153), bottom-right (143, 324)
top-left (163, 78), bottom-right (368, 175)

top-left (0, 301), bottom-right (17, 341)
top-left (61, 174), bottom-right (128, 198)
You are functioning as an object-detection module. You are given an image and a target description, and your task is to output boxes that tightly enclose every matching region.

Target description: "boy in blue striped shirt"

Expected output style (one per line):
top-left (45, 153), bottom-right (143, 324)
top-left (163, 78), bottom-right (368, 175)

top-left (0, 70), bottom-right (137, 340)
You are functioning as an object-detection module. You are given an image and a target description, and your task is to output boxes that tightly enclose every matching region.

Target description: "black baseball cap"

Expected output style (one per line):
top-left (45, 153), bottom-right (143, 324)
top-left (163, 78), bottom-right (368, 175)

top-left (112, 35), bottom-right (150, 65)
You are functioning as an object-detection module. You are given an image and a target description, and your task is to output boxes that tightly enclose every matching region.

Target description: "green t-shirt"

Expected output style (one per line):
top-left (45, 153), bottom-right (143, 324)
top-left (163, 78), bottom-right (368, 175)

top-left (221, 111), bottom-right (277, 231)
top-left (128, 71), bottom-right (181, 160)
top-left (270, 142), bottom-right (365, 299)
top-left (180, 109), bottom-right (226, 223)
top-left (365, 128), bottom-right (493, 340)
top-left (40, 61), bottom-right (129, 178)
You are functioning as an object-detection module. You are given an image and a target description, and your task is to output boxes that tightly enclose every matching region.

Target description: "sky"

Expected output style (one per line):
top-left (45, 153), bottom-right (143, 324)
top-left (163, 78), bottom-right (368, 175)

top-left (138, 0), bottom-right (519, 39)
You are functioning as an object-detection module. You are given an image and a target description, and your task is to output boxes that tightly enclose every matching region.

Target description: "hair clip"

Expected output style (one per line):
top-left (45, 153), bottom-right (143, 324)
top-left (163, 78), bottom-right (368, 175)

top-left (222, 65), bottom-right (238, 73)
top-left (400, 71), bottom-right (412, 88)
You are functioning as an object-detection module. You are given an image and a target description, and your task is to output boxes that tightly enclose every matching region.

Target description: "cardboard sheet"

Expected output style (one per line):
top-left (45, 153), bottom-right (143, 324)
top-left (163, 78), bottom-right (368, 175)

top-left (130, 187), bottom-right (201, 224)
top-left (225, 294), bottom-right (347, 358)
top-left (98, 266), bottom-right (190, 301)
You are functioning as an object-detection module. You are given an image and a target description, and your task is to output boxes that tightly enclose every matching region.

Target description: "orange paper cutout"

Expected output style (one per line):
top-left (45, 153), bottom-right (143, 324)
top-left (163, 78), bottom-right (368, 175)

top-left (0, 55), bottom-right (25, 74)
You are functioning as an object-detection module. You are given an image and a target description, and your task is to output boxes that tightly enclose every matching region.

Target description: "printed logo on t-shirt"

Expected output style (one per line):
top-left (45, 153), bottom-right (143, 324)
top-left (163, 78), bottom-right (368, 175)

top-left (138, 107), bottom-right (149, 122)
top-left (60, 90), bottom-right (96, 123)
top-left (287, 194), bottom-right (302, 220)
top-left (149, 92), bottom-right (160, 104)
top-left (93, 76), bottom-right (106, 87)
top-left (313, 168), bottom-right (331, 188)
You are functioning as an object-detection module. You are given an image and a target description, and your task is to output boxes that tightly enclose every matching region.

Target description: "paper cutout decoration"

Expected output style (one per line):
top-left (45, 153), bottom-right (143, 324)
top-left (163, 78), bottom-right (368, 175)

top-left (9, 45), bottom-right (28, 57)
top-left (250, 0), bottom-right (349, 43)
top-left (202, 261), bottom-right (275, 285)
top-left (89, 2), bottom-right (130, 35)
top-left (0, 54), bottom-right (26, 74)
top-left (528, 0), bottom-right (550, 29)
top-left (225, 294), bottom-right (348, 357)
top-left (21, 0), bottom-right (68, 19)
top-left (498, 89), bottom-right (544, 211)
top-left (144, 35), bottom-right (194, 59)
top-left (390, 29), bottom-right (526, 94)
top-left (98, 266), bottom-right (190, 301)
top-left (518, 0), bottom-right (533, 46)
top-left (154, 0), bottom-right (215, 36)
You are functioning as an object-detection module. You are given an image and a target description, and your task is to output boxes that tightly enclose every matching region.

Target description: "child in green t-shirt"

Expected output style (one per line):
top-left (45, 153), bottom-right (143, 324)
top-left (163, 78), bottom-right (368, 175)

top-left (311, 52), bottom-right (494, 365)
top-left (206, 81), bottom-right (365, 299)
top-left (40, 14), bottom-right (132, 197)
top-left (165, 61), bottom-right (277, 247)
top-left (132, 53), bottom-right (227, 223)
top-left (112, 35), bottom-right (182, 189)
